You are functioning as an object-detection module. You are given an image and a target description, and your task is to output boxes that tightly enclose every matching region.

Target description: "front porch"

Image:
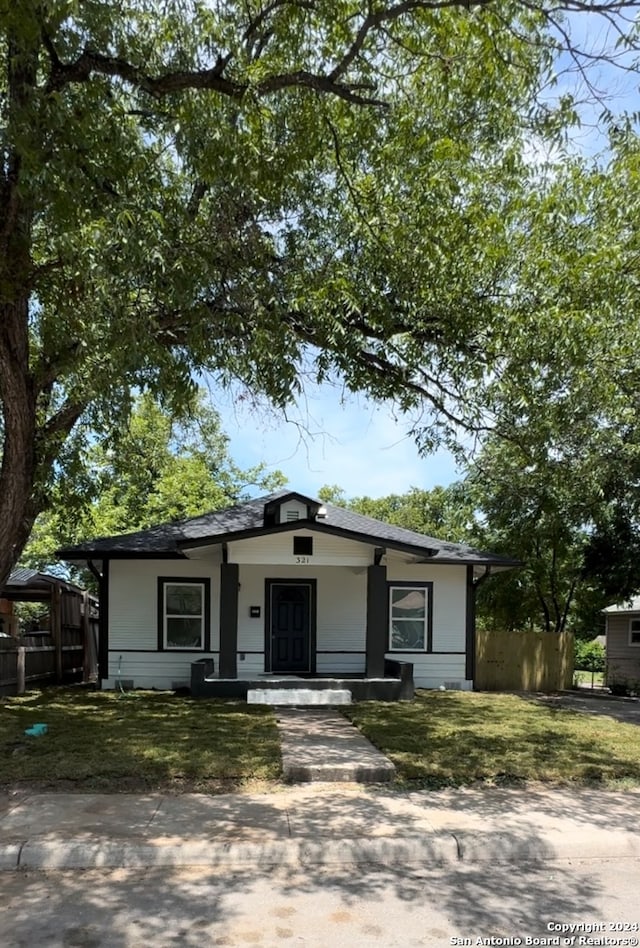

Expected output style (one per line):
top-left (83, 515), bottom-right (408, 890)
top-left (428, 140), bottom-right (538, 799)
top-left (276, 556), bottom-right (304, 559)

top-left (191, 658), bottom-right (414, 702)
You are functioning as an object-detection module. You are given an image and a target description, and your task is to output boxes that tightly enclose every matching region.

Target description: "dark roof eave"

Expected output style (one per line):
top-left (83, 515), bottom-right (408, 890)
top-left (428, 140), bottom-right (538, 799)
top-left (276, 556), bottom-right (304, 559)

top-left (177, 521), bottom-right (521, 566)
top-left (176, 519), bottom-right (441, 559)
top-left (56, 549), bottom-right (186, 560)
top-left (58, 524), bottom-right (521, 566)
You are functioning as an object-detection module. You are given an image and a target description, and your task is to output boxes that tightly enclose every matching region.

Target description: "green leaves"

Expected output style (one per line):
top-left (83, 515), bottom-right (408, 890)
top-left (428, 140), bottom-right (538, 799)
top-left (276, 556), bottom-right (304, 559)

top-left (2, 0), bottom-right (639, 591)
top-left (22, 391), bottom-right (286, 573)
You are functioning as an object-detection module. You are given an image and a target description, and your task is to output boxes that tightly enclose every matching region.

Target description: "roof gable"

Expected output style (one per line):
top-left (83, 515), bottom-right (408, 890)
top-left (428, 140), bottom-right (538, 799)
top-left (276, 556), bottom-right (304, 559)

top-left (263, 491), bottom-right (324, 527)
top-left (57, 489), bottom-right (519, 568)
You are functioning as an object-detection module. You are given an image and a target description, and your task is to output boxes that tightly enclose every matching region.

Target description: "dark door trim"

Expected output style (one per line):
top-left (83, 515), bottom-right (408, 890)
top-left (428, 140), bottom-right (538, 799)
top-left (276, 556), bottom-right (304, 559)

top-left (265, 578), bottom-right (317, 674)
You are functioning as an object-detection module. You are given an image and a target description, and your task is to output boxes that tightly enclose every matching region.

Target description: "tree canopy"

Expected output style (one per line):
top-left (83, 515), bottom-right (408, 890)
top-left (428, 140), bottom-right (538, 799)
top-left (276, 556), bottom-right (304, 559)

top-left (2, 0), bottom-right (640, 590)
top-left (22, 392), bottom-right (286, 576)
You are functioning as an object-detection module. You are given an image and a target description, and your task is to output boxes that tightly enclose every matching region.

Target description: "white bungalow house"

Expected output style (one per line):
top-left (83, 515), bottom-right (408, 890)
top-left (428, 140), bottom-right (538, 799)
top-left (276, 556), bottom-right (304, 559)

top-left (58, 490), bottom-right (518, 699)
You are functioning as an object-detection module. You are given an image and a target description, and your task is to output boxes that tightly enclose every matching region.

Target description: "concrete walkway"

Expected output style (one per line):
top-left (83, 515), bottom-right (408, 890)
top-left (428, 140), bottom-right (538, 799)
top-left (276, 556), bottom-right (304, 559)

top-left (275, 709), bottom-right (396, 782)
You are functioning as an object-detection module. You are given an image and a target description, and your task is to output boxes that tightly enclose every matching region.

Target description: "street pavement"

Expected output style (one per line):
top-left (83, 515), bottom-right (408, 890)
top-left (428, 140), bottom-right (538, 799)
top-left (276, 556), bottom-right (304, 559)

top-left (4, 859), bottom-right (640, 948)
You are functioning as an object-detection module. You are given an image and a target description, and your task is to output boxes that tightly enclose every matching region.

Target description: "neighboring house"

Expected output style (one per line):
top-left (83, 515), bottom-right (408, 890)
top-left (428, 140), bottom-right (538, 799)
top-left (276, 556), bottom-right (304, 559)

top-left (58, 490), bottom-right (518, 696)
top-left (603, 598), bottom-right (640, 688)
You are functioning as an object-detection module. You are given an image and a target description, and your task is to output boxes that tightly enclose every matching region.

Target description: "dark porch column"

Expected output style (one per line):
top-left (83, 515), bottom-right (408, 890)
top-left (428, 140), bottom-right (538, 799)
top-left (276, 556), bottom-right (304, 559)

top-left (98, 561), bottom-right (110, 684)
top-left (465, 565), bottom-right (476, 683)
top-left (219, 562), bottom-right (238, 678)
top-left (366, 564), bottom-right (387, 678)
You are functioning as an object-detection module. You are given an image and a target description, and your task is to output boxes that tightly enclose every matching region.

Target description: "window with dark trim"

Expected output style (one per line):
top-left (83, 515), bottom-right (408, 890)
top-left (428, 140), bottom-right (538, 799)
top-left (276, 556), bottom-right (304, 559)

top-left (630, 618), bottom-right (640, 646)
top-left (157, 578), bottom-right (211, 651)
top-left (388, 582), bottom-right (432, 652)
top-left (293, 536), bottom-right (313, 556)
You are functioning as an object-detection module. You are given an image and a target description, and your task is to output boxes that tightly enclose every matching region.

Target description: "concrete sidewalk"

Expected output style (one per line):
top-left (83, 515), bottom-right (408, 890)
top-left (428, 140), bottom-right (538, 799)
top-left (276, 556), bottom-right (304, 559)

top-left (2, 783), bottom-right (640, 871)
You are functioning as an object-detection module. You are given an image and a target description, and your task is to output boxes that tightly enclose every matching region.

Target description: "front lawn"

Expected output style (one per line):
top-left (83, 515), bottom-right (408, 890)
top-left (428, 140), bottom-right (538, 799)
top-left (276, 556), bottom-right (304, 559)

top-left (0, 687), bottom-right (281, 792)
top-left (344, 690), bottom-right (640, 788)
top-left (5, 687), bottom-right (640, 794)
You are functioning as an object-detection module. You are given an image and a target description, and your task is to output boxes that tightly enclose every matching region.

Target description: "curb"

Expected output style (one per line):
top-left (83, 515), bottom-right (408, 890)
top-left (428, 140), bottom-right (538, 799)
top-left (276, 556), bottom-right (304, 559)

top-left (281, 762), bottom-right (396, 783)
top-left (452, 829), bottom-right (640, 864)
top-left (3, 828), bottom-right (640, 870)
top-left (2, 835), bottom-right (458, 871)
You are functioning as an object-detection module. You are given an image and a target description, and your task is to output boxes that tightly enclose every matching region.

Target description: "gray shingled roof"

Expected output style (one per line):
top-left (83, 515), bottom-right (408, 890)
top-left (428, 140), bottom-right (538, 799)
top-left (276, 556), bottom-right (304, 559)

top-left (57, 489), bottom-right (518, 567)
top-left (603, 596), bottom-right (640, 614)
top-left (7, 567), bottom-right (44, 586)
top-left (3, 568), bottom-right (93, 597)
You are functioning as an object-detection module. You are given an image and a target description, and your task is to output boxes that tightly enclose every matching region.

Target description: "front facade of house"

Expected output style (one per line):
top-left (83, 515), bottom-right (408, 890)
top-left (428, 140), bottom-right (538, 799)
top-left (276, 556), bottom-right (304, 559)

top-left (59, 491), bottom-right (517, 693)
top-left (603, 597), bottom-right (640, 688)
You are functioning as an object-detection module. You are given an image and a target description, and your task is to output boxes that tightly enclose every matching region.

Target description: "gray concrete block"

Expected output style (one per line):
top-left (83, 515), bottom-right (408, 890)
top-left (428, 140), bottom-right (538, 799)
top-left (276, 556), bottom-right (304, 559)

top-left (19, 840), bottom-right (126, 869)
top-left (0, 844), bottom-right (21, 870)
top-left (248, 688), bottom-right (351, 705)
top-left (282, 760), bottom-right (396, 783)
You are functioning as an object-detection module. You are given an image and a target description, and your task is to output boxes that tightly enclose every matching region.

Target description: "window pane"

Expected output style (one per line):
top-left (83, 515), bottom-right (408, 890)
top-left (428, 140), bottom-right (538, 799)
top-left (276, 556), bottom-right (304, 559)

top-left (166, 584), bottom-right (202, 616)
top-left (632, 619), bottom-right (640, 631)
top-left (391, 620), bottom-right (425, 650)
top-left (166, 617), bottom-right (203, 648)
top-left (391, 588), bottom-right (425, 619)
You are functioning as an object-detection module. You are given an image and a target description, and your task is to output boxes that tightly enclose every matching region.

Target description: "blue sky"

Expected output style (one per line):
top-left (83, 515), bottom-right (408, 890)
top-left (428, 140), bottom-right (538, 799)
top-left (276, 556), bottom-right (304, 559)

top-left (211, 381), bottom-right (460, 499)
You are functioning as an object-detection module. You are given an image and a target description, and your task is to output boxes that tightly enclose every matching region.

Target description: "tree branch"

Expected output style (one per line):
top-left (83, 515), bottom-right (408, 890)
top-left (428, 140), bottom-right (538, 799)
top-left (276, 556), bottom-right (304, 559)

top-left (39, 0), bottom-right (640, 111)
top-left (38, 399), bottom-right (87, 467)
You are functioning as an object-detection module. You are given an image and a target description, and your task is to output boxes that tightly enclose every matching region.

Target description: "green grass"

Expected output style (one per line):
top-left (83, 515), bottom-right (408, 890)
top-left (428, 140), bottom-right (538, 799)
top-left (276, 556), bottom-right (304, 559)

top-left (5, 687), bottom-right (640, 794)
top-left (0, 687), bottom-right (281, 793)
top-left (573, 669), bottom-right (605, 687)
top-left (344, 690), bottom-right (640, 788)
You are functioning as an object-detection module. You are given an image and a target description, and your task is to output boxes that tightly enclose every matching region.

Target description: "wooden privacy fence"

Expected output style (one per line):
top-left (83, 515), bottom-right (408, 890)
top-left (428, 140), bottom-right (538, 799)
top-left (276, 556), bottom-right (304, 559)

top-left (0, 591), bottom-right (98, 696)
top-left (475, 628), bottom-right (574, 692)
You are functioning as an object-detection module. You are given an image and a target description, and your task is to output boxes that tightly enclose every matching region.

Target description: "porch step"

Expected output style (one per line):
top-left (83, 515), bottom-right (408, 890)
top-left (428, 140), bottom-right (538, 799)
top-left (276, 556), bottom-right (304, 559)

top-left (247, 688), bottom-right (351, 706)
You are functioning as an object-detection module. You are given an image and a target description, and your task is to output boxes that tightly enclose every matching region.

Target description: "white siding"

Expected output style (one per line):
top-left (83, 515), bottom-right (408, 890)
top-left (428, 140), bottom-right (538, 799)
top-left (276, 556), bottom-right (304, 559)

top-left (235, 564), bottom-right (368, 673)
top-left (107, 558), bottom-right (220, 689)
top-left (316, 567), bottom-right (367, 650)
top-left (606, 614), bottom-right (640, 683)
top-left (235, 653), bottom-right (267, 680)
top-left (104, 547), bottom-right (474, 690)
top-left (316, 653), bottom-right (366, 674)
top-left (104, 651), bottom-right (217, 690)
top-left (400, 654), bottom-right (471, 690)
top-left (385, 558), bottom-right (469, 689)
top-left (229, 531), bottom-right (372, 567)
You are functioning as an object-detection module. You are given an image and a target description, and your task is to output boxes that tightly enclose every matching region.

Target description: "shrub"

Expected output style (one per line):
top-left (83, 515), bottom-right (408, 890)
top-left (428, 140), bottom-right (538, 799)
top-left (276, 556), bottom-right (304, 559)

top-left (574, 639), bottom-right (605, 673)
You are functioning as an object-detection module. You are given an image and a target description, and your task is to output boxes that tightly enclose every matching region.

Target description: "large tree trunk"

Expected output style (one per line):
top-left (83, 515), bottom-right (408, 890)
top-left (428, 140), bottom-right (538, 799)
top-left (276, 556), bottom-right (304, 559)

top-left (0, 297), bottom-right (38, 591)
top-left (0, 23), bottom-right (43, 591)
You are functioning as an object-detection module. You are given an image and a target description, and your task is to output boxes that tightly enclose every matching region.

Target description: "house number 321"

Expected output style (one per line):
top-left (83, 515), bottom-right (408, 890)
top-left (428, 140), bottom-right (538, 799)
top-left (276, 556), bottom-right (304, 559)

top-left (295, 556), bottom-right (310, 564)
